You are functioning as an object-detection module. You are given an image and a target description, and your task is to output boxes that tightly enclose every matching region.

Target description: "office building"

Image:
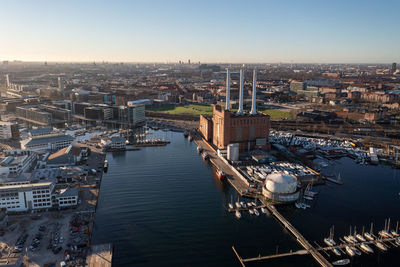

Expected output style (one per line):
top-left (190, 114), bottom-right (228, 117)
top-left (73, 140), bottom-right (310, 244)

top-left (21, 134), bottom-right (75, 152)
top-left (0, 121), bottom-right (19, 139)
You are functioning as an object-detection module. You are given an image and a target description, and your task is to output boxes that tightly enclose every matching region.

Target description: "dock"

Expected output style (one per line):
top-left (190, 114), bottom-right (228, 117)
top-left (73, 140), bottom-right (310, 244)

top-left (193, 135), bottom-right (332, 267)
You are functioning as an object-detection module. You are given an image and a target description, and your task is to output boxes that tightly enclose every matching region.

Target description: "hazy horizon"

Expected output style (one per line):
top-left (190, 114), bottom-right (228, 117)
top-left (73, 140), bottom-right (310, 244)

top-left (2, 0), bottom-right (399, 64)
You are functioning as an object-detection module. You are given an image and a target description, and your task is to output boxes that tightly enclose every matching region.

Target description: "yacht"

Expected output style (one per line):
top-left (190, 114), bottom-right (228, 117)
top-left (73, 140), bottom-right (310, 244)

top-left (235, 210), bottom-right (241, 219)
top-left (355, 234), bottom-right (366, 242)
top-left (375, 242), bottom-right (387, 251)
top-left (352, 247), bottom-right (361, 256)
top-left (345, 246), bottom-right (355, 257)
top-left (378, 230), bottom-right (392, 238)
top-left (360, 243), bottom-right (374, 254)
top-left (391, 231), bottom-right (399, 237)
top-left (332, 248), bottom-right (341, 256)
top-left (228, 196), bottom-right (234, 210)
top-left (240, 201), bottom-right (247, 208)
top-left (235, 197), bottom-right (241, 209)
top-left (395, 238), bottom-right (400, 246)
top-left (364, 232), bottom-right (374, 241)
top-left (253, 208), bottom-right (259, 216)
top-left (332, 259), bottom-right (350, 266)
top-left (324, 238), bottom-right (336, 246)
top-left (248, 209), bottom-right (254, 215)
top-left (344, 236), bottom-right (354, 244)
top-left (261, 207), bottom-right (267, 214)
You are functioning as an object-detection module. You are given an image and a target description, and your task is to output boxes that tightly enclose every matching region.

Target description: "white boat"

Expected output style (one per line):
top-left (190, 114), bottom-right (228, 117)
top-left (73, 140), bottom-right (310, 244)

top-left (248, 209), bottom-right (254, 215)
top-left (378, 230), bottom-right (392, 238)
top-left (324, 238), bottom-right (336, 246)
top-left (295, 202), bottom-right (302, 209)
top-left (253, 208), bottom-right (259, 216)
top-left (332, 259), bottom-right (350, 266)
top-left (348, 236), bottom-right (358, 243)
top-left (247, 202), bottom-right (252, 207)
top-left (235, 197), bottom-right (241, 209)
top-left (364, 232), bottom-right (374, 241)
top-left (332, 248), bottom-right (341, 256)
top-left (303, 196), bottom-right (313, 201)
top-left (240, 201), bottom-right (247, 208)
top-left (375, 242), bottom-right (387, 251)
top-left (360, 243), bottom-right (374, 253)
top-left (355, 234), bottom-right (366, 242)
top-left (390, 231), bottom-right (399, 237)
top-left (261, 207), bottom-right (267, 214)
top-left (344, 236), bottom-right (354, 244)
top-left (345, 246), bottom-right (355, 257)
top-left (352, 247), bottom-right (361, 256)
top-left (250, 201), bottom-right (256, 207)
top-left (228, 196), bottom-right (234, 210)
top-left (395, 238), bottom-right (400, 246)
top-left (235, 210), bottom-right (241, 219)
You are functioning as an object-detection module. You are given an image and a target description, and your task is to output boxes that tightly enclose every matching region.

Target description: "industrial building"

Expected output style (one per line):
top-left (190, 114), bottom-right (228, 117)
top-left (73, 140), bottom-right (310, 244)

top-left (199, 69), bottom-right (270, 151)
top-left (21, 133), bottom-right (75, 152)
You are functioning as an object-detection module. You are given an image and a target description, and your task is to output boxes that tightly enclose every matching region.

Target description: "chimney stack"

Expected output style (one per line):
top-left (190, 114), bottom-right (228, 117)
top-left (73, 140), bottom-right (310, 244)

top-left (225, 69), bottom-right (230, 110)
top-left (237, 69), bottom-right (244, 115)
top-left (250, 69), bottom-right (257, 115)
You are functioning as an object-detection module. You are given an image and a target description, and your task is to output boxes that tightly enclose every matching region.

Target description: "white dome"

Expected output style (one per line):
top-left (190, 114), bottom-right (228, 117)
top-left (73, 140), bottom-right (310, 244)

top-left (265, 173), bottom-right (297, 194)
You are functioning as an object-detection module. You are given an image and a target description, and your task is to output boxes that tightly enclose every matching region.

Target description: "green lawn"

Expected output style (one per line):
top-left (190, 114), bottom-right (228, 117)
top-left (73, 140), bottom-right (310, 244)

top-left (147, 104), bottom-right (213, 115)
top-left (259, 109), bottom-right (291, 119)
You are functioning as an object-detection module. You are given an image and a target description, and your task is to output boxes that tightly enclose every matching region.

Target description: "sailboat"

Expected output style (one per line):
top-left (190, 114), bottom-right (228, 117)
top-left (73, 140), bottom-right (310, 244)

top-left (326, 172), bottom-right (344, 185)
top-left (235, 197), bottom-right (241, 209)
top-left (228, 196), bottom-right (234, 210)
top-left (324, 226), bottom-right (337, 246)
top-left (364, 222), bottom-right (374, 241)
top-left (235, 210), bottom-right (241, 219)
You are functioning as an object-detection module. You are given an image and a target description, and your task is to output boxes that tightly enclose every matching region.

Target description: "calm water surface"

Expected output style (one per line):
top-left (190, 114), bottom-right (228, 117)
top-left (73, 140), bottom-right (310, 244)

top-left (92, 131), bottom-right (400, 266)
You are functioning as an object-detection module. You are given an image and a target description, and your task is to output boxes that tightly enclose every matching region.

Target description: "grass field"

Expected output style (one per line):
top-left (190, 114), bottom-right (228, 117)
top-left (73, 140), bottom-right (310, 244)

top-left (148, 104), bottom-right (290, 119)
top-left (148, 104), bottom-right (213, 115)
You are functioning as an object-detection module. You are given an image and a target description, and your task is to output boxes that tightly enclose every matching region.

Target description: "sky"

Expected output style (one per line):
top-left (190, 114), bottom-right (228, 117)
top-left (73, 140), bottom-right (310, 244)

top-left (1, 0), bottom-right (399, 63)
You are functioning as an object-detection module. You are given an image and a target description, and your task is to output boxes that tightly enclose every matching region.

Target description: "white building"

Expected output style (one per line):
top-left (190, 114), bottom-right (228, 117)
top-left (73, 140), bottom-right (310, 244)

top-left (0, 181), bottom-right (54, 212)
top-left (21, 134), bottom-right (75, 152)
top-left (110, 137), bottom-right (126, 150)
top-left (0, 150), bottom-right (37, 176)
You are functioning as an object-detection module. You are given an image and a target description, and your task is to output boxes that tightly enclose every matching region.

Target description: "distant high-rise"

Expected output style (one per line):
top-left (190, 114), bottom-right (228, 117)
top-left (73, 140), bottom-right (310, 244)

top-left (188, 59), bottom-right (191, 64)
top-left (58, 77), bottom-right (64, 91)
top-left (391, 63), bottom-right (397, 74)
top-left (5, 74), bottom-right (10, 88)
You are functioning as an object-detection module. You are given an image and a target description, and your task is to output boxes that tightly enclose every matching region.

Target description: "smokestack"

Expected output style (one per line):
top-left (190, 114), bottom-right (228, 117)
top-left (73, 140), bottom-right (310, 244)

top-left (250, 69), bottom-right (257, 115)
top-left (225, 69), bottom-right (230, 110)
top-left (237, 69), bottom-right (244, 115)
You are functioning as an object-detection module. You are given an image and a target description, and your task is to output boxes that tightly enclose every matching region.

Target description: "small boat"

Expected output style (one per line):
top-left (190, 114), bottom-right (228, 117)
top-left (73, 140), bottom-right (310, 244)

top-left (261, 207), bottom-right (267, 214)
top-left (332, 248), bottom-right (341, 256)
top-left (364, 232), bottom-right (374, 241)
top-left (240, 201), bottom-right (247, 208)
top-left (250, 201), bottom-right (256, 207)
top-left (103, 160), bottom-right (108, 173)
top-left (248, 209), bottom-right (254, 215)
top-left (378, 230), bottom-right (392, 238)
top-left (344, 236), bottom-right (354, 244)
top-left (183, 131), bottom-right (189, 138)
top-left (201, 152), bottom-right (209, 160)
top-left (196, 146), bottom-right (203, 153)
top-left (324, 238), bottom-right (336, 247)
top-left (332, 259), bottom-right (350, 266)
top-left (235, 197), bottom-right (241, 209)
top-left (188, 135), bottom-right (193, 142)
top-left (360, 243), bottom-right (374, 253)
top-left (303, 196), bottom-right (313, 201)
top-left (390, 231), bottom-right (399, 237)
top-left (375, 242), bottom-right (387, 251)
top-left (395, 238), bottom-right (400, 246)
top-left (355, 234), bottom-right (366, 242)
top-left (352, 247), bottom-right (361, 256)
top-left (216, 169), bottom-right (226, 180)
top-left (253, 208), bottom-right (259, 216)
top-left (228, 196), bottom-right (234, 210)
top-left (235, 210), bottom-right (241, 219)
top-left (295, 202), bottom-right (302, 209)
top-left (345, 246), bottom-right (355, 257)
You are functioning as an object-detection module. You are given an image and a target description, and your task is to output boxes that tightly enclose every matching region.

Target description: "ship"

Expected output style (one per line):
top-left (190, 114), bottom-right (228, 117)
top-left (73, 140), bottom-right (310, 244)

top-left (216, 169), bottom-right (226, 180)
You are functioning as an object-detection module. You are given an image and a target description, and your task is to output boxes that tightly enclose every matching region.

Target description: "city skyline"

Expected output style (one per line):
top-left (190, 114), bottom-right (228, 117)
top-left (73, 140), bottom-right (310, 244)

top-left (1, 0), bottom-right (400, 63)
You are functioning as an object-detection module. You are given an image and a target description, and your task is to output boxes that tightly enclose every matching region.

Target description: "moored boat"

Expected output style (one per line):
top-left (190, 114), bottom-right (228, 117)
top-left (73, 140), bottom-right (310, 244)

top-left (375, 242), bottom-right (387, 251)
top-left (261, 207), bottom-right (267, 214)
top-left (355, 234), bottom-right (366, 242)
top-left (324, 238), bottom-right (336, 247)
top-left (345, 246), bottom-right (355, 257)
top-left (235, 210), bottom-right (241, 219)
top-left (253, 208), bottom-right (259, 216)
top-left (360, 243), bottom-right (374, 254)
top-left (332, 248), bottom-right (341, 256)
top-left (216, 169), bottom-right (226, 180)
top-left (201, 152), bottom-right (209, 160)
top-left (332, 259), bottom-right (350, 266)
top-left (364, 232), bottom-right (374, 241)
top-left (248, 209), bottom-right (254, 215)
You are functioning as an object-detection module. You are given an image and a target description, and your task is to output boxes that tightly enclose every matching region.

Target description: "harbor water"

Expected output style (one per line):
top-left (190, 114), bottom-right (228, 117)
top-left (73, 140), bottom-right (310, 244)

top-left (92, 130), bottom-right (400, 266)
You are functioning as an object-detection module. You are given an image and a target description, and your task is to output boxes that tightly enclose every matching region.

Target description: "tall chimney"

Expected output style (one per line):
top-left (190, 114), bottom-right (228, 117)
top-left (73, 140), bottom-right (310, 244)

top-left (250, 69), bottom-right (257, 115)
top-left (237, 69), bottom-right (244, 115)
top-left (225, 69), bottom-right (230, 110)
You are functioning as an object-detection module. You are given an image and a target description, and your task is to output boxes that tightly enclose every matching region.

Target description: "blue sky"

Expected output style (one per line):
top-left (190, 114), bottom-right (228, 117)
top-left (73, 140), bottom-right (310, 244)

top-left (1, 0), bottom-right (399, 63)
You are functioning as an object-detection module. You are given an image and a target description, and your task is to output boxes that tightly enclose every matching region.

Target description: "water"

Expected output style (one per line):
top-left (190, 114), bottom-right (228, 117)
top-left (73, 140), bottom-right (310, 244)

top-left (92, 131), bottom-right (400, 266)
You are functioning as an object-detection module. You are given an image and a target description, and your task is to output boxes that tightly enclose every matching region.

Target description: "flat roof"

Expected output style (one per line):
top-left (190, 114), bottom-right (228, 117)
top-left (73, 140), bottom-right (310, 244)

top-left (0, 181), bottom-right (53, 191)
top-left (25, 134), bottom-right (74, 146)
